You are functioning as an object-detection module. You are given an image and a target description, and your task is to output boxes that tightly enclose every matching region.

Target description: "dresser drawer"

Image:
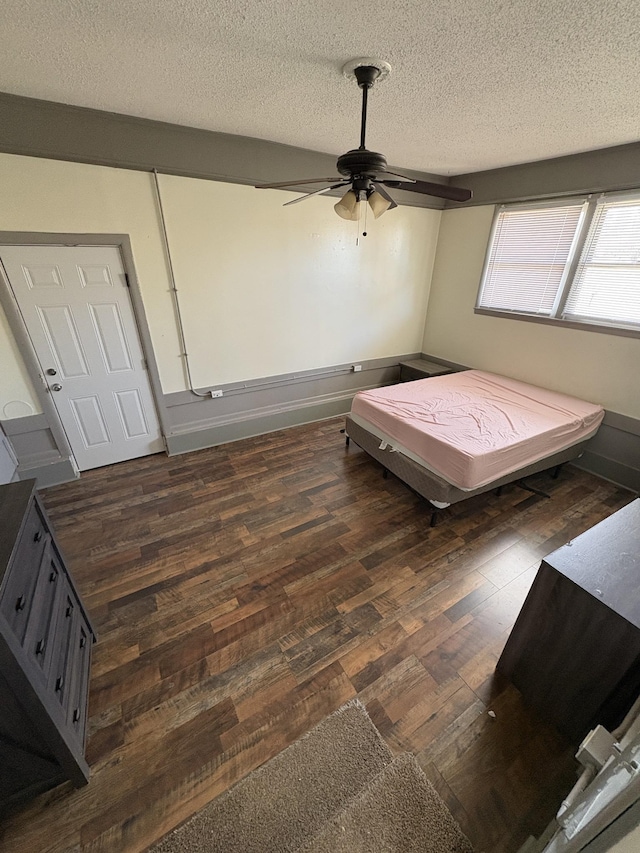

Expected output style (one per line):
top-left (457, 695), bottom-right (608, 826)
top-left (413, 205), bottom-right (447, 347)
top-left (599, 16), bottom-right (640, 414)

top-left (66, 616), bottom-right (92, 744)
top-left (46, 578), bottom-right (92, 745)
top-left (23, 541), bottom-right (64, 682)
top-left (0, 501), bottom-right (48, 642)
top-left (48, 577), bottom-right (78, 716)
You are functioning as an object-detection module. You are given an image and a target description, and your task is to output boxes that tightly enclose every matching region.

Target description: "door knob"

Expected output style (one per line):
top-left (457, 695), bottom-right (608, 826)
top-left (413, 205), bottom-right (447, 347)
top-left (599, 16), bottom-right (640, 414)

top-left (51, 383), bottom-right (62, 392)
top-left (46, 368), bottom-right (57, 376)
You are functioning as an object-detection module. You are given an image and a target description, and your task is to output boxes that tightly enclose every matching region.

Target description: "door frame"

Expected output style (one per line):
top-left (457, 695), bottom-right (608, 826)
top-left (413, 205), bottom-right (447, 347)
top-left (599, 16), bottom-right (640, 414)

top-left (0, 232), bottom-right (170, 469)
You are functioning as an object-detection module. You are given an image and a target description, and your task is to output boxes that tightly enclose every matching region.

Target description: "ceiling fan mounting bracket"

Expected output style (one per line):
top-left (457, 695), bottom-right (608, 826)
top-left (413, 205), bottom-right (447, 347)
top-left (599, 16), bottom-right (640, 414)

top-left (342, 58), bottom-right (392, 84)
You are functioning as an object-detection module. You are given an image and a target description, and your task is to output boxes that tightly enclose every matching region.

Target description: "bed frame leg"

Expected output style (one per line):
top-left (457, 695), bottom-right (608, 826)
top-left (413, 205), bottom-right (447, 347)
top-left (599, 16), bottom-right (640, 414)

top-left (430, 509), bottom-right (438, 527)
top-left (517, 479), bottom-right (551, 499)
top-left (495, 485), bottom-right (503, 497)
top-left (340, 428), bottom-right (350, 447)
top-left (551, 464), bottom-right (563, 479)
top-left (382, 468), bottom-right (388, 479)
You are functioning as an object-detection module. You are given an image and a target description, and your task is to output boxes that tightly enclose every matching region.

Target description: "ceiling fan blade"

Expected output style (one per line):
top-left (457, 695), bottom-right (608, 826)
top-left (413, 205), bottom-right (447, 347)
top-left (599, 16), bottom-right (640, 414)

top-left (255, 177), bottom-right (343, 189)
top-left (283, 182), bottom-right (349, 206)
top-left (378, 169), bottom-right (417, 182)
top-left (371, 182), bottom-right (398, 210)
top-left (379, 179), bottom-right (472, 203)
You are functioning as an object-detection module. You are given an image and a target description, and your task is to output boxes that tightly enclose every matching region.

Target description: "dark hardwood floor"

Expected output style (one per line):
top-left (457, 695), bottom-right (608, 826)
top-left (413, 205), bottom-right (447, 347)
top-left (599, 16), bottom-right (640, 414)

top-left (0, 417), bottom-right (633, 853)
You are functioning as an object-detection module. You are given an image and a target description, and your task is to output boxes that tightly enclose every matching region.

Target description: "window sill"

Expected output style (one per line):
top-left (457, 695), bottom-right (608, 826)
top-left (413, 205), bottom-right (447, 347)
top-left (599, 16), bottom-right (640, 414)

top-left (474, 307), bottom-right (640, 340)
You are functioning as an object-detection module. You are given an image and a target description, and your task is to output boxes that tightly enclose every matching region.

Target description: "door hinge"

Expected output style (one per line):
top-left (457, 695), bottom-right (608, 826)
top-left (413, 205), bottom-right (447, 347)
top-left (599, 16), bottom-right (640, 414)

top-left (124, 273), bottom-right (130, 288)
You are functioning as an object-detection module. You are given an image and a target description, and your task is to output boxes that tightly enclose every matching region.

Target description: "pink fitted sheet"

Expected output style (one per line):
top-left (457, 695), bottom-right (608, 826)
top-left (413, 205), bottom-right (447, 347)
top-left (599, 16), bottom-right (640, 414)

top-left (350, 371), bottom-right (604, 490)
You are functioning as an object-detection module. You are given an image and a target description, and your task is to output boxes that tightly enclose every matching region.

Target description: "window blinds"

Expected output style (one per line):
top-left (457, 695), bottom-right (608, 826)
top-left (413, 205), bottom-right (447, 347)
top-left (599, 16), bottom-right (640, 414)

top-left (478, 202), bottom-right (586, 314)
top-left (563, 197), bottom-right (640, 329)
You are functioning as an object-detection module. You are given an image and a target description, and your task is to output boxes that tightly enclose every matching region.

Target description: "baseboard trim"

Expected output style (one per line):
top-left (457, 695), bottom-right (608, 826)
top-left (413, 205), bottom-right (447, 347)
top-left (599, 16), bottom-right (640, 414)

top-left (574, 415), bottom-right (640, 493)
top-left (18, 457), bottom-right (79, 489)
top-left (1, 413), bottom-right (50, 435)
top-left (166, 393), bottom-right (352, 455)
top-left (163, 354), bottom-right (414, 454)
top-left (572, 451), bottom-right (639, 493)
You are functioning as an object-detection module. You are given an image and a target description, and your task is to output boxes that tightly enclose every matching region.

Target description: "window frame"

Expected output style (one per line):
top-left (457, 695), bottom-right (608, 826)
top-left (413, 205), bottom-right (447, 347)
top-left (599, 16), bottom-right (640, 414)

top-left (474, 189), bottom-right (640, 340)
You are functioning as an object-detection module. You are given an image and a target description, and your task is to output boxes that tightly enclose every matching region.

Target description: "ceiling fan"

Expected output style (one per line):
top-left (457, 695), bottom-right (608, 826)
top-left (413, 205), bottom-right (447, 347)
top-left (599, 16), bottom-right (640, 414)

top-left (255, 59), bottom-right (472, 221)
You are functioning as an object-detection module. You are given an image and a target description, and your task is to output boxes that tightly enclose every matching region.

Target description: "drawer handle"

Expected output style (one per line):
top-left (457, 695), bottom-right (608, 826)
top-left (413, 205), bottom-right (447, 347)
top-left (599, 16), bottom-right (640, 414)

top-left (15, 595), bottom-right (26, 612)
top-left (34, 530), bottom-right (43, 543)
top-left (49, 570), bottom-right (57, 583)
top-left (72, 708), bottom-right (81, 723)
top-left (79, 636), bottom-right (86, 649)
top-left (55, 675), bottom-right (64, 692)
top-left (35, 638), bottom-right (46, 656)
top-left (66, 604), bottom-right (73, 618)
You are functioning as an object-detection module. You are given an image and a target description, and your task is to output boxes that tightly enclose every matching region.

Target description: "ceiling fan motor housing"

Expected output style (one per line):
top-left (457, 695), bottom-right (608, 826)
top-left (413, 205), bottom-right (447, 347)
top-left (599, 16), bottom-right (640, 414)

top-left (336, 148), bottom-right (388, 178)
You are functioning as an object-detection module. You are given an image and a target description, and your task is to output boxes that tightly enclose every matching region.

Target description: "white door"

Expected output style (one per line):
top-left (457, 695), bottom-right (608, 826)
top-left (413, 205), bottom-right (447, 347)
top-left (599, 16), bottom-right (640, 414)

top-left (1, 245), bottom-right (164, 471)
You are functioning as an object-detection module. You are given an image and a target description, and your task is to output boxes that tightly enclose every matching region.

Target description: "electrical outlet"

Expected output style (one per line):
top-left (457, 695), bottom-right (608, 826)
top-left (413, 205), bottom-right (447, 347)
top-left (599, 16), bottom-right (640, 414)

top-left (210, 389), bottom-right (223, 398)
top-left (352, 364), bottom-right (362, 372)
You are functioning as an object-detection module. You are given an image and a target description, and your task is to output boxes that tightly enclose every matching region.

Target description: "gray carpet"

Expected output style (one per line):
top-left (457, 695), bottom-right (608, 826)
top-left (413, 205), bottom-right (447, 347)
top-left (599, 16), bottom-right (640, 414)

top-left (151, 699), bottom-right (474, 853)
top-left (300, 752), bottom-right (473, 853)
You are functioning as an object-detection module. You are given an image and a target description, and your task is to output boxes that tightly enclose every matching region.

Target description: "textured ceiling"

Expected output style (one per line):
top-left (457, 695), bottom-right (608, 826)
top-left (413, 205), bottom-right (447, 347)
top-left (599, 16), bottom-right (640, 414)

top-left (1, 0), bottom-right (639, 175)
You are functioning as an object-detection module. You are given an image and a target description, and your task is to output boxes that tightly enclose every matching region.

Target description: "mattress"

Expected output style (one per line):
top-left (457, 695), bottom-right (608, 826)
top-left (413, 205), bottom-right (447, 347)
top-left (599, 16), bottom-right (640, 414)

top-left (350, 370), bottom-right (604, 491)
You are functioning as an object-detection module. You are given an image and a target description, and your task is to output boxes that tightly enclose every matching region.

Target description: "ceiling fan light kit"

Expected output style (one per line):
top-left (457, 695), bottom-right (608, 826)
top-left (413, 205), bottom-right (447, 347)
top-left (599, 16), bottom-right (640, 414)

top-left (368, 190), bottom-right (392, 219)
top-left (334, 189), bottom-right (359, 220)
top-left (255, 58), bottom-right (472, 226)
top-left (333, 189), bottom-right (391, 221)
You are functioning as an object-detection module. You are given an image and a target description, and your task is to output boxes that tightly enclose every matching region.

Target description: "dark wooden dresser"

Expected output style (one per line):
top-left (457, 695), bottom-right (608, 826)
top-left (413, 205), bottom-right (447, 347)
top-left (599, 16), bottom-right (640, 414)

top-left (497, 498), bottom-right (640, 743)
top-left (0, 479), bottom-right (96, 809)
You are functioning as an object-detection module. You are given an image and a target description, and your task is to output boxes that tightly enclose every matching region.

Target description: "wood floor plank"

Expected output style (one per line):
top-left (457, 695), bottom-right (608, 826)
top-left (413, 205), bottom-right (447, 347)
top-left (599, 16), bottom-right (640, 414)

top-left (0, 416), bottom-right (633, 853)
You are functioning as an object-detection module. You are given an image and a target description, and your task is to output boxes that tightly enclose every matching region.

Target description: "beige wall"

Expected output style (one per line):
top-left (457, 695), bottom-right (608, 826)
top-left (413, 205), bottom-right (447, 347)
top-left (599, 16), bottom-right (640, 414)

top-left (422, 205), bottom-right (640, 418)
top-left (0, 306), bottom-right (39, 418)
top-left (0, 153), bottom-right (441, 416)
top-left (157, 174), bottom-right (440, 386)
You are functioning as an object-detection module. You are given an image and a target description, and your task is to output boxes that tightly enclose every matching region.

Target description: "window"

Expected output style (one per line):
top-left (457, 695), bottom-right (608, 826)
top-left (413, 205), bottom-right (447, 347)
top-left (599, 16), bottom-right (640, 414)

top-left (476, 191), bottom-right (640, 335)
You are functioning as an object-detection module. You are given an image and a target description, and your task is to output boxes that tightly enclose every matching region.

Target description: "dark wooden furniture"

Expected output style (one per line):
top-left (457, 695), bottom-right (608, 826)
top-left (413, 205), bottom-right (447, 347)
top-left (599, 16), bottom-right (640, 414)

top-left (497, 499), bottom-right (640, 742)
top-left (0, 479), bottom-right (96, 809)
top-left (398, 358), bottom-right (455, 382)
